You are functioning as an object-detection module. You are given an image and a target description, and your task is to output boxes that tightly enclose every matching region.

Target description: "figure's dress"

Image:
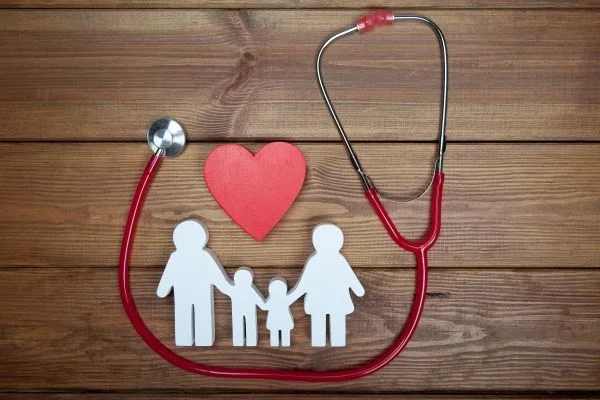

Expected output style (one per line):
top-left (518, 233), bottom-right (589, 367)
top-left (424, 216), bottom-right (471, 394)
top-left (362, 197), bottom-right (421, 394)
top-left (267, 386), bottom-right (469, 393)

top-left (301, 255), bottom-right (357, 316)
top-left (266, 297), bottom-right (294, 331)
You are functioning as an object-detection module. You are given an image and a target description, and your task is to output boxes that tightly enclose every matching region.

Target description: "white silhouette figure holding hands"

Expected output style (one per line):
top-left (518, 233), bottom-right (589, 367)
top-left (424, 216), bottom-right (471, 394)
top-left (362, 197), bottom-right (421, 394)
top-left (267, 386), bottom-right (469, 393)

top-left (157, 219), bottom-right (232, 346)
top-left (158, 220), bottom-right (365, 348)
top-left (264, 277), bottom-right (295, 347)
top-left (227, 267), bottom-right (266, 346)
top-left (289, 223), bottom-right (365, 347)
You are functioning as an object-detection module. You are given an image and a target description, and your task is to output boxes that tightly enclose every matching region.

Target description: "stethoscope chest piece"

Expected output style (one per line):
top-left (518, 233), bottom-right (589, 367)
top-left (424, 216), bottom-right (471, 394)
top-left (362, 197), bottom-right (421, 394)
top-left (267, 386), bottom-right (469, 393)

top-left (147, 117), bottom-right (187, 158)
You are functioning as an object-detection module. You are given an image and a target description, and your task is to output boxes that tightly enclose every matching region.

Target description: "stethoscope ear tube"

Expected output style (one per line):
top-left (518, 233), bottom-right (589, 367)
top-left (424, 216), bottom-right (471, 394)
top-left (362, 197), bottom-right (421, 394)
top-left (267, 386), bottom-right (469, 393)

top-left (366, 172), bottom-right (444, 253)
top-left (316, 12), bottom-right (448, 188)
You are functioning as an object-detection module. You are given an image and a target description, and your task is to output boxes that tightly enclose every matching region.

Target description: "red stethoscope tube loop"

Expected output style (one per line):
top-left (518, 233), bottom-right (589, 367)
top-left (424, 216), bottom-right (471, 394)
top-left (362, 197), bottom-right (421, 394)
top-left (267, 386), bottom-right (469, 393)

top-left (118, 155), bottom-right (444, 381)
top-left (366, 173), bottom-right (444, 254)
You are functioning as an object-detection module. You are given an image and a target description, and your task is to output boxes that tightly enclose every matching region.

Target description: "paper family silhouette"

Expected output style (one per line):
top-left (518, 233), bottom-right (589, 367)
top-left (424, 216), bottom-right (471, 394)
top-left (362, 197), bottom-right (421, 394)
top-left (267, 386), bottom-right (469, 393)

top-left (157, 220), bottom-right (365, 348)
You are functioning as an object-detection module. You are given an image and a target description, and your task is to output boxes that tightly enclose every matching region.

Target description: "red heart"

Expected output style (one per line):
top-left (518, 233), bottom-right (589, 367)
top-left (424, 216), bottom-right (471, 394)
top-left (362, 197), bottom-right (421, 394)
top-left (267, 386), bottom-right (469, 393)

top-left (204, 142), bottom-right (306, 241)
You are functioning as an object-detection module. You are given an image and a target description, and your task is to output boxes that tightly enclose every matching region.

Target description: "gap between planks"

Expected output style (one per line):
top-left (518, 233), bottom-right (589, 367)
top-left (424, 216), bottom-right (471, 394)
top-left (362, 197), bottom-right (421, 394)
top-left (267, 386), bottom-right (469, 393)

top-left (1, 392), bottom-right (600, 399)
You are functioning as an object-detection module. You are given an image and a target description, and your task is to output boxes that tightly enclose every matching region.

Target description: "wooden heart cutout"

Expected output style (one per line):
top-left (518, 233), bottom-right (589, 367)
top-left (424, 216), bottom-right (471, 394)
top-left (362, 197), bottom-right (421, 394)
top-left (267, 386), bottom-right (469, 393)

top-left (204, 142), bottom-right (306, 241)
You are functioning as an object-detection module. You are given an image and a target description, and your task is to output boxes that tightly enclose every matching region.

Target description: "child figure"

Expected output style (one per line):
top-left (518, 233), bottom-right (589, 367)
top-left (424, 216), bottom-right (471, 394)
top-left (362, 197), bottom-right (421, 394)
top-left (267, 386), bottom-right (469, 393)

top-left (264, 277), bottom-right (295, 347)
top-left (228, 267), bottom-right (265, 346)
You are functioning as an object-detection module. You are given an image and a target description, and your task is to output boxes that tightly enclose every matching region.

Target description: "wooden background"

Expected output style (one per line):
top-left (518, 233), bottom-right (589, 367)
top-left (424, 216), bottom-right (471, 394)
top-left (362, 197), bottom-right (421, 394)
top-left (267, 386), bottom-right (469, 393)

top-left (0, 0), bottom-right (598, 398)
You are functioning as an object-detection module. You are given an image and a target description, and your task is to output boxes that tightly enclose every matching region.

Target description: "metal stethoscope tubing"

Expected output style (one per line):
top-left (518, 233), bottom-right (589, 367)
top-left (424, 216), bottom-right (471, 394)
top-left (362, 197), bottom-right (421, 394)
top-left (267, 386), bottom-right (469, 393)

top-left (119, 11), bottom-right (446, 382)
top-left (317, 13), bottom-right (448, 180)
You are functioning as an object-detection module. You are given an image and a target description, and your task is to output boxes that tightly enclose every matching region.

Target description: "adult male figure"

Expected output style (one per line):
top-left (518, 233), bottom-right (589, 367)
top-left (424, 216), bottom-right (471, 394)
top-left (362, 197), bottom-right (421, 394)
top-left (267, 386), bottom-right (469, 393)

top-left (157, 219), bottom-right (232, 346)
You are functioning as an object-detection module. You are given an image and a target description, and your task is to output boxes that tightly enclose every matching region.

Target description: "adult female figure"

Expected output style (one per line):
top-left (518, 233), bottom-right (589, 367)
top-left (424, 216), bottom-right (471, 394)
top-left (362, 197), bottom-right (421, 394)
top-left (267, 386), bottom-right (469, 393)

top-left (290, 224), bottom-right (365, 346)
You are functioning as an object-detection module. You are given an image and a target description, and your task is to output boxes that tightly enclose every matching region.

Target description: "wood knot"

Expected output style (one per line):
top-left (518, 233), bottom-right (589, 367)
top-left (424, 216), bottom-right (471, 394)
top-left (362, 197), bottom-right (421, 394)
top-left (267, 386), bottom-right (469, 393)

top-left (242, 51), bottom-right (256, 64)
top-left (220, 50), bottom-right (258, 100)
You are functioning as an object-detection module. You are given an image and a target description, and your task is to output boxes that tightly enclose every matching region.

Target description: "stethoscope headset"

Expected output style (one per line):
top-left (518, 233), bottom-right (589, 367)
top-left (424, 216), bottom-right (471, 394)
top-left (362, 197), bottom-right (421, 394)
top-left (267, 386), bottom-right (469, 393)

top-left (119, 10), bottom-right (448, 382)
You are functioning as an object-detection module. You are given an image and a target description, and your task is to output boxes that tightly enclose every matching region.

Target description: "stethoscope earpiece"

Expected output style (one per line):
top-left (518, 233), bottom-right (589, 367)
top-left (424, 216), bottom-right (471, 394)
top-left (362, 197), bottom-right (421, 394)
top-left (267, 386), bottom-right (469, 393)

top-left (147, 117), bottom-right (186, 158)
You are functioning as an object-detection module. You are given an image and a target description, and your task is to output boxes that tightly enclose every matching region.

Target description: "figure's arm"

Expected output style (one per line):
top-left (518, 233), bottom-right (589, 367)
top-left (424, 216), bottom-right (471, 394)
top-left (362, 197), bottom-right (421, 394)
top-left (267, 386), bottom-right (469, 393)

top-left (156, 255), bottom-right (175, 298)
top-left (287, 259), bottom-right (313, 303)
top-left (213, 273), bottom-right (233, 297)
top-left (287, 280), bottom-right (306, 304)
top-left (284, 254), bottom-right (316, 304)
top-left (286, 292), bottom-right (299, 306)
top-left (207, 251), bottom-right (234, 297)
top-left (254, 288), bottom-right (267, 311)
top-left (347, 263), bottom-right (365, 297)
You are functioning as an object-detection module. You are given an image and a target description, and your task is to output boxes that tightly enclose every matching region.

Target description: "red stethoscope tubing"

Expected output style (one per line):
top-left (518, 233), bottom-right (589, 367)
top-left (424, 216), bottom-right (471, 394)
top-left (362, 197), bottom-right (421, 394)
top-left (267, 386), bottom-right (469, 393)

top-left (118, 153), bottom-right (444, 381)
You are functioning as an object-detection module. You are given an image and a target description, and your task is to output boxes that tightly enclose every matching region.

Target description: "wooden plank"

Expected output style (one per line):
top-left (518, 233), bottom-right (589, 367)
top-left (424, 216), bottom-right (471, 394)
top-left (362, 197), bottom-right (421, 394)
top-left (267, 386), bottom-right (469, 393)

top-left (0, 395), bottom-right (588, 399)
top-left (0, 10), bottom-right (598, 142)
top-left (0, 268), bottom-right (598, 391)
top-left (2, 0), bottom-right (600, 9)
top-left (0, 143), bottom-right (598, 269)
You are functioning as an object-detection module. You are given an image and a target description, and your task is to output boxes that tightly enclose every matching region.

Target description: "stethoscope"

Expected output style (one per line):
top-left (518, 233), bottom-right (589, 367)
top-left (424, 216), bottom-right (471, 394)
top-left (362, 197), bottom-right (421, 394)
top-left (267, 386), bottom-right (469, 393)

top-left (119, 10), bottom-right (447, 382)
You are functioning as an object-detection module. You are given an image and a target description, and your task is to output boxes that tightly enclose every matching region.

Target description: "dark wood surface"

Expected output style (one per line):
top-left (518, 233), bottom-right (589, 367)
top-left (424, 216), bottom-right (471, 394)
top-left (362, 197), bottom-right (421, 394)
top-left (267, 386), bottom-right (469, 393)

top-left (1, 396), bottom-right (588, 400)
top-left (0, 396), bottom-right (595, 400)
top-left (0, 143), bottom-right (598, 269)
top-left (1, 268), bottom-right (599, 391)
top-left (1, 0), bottom-right (600, 8)
top-left (0, 10), bottom-right (598, 142)
top-left (0, 2), bottom-right (598, 399)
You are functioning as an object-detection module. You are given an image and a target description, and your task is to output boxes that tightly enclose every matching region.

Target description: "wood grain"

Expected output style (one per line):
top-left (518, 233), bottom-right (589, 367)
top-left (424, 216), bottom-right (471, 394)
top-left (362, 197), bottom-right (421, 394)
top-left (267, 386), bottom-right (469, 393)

top-left (0, 10), bottom-right (598, 142)
top-left (2, 0), bottom-right (600, 9)
top-left (0, 267), bottom-right (598, 391)
top-left (0, 143), bottom-right (598, 269)
top-left (0, 3), bottom-right (598, 396)
top-left (0, 395), bottom-right (588, 399)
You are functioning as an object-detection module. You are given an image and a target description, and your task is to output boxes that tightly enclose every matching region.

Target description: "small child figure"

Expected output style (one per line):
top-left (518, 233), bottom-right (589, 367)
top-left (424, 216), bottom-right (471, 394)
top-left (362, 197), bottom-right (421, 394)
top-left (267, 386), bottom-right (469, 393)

top-left (228, 267), bottom-right (266, 346)
top-left (264, 277), bottom-right (295, 347)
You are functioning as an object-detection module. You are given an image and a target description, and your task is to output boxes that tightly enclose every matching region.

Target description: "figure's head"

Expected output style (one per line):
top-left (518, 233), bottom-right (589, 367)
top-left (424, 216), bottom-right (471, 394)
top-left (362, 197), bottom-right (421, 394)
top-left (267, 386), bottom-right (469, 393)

top-left (173, 219), bottom-right (209, 249)
top-left (268, 277), bottom-right (287, 296)
top-left (312, 223), bottom-right (344, 252)
top-left (234, 267), bottom-right (253, 286)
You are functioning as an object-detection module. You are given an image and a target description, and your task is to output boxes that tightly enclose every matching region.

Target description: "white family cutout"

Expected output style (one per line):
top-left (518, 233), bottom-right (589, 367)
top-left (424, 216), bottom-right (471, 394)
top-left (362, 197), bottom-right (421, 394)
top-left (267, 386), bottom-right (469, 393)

top-left (157, 219), bottom-right (365, 348)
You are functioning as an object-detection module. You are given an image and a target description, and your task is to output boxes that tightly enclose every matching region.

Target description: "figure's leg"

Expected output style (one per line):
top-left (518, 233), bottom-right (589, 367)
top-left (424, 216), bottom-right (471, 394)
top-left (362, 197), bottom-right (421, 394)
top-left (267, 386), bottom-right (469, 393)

top-left (194, 303), bottom-right (215, 346)
top-left (232, 314), bottom-right (244, 346)
top-left (270, 330), bottom-right (279, 347)
top-left (281, 330), bottom-right (291, 347)
top-left (311, 314), bottom-right (326, 347)
top-left (174, 302), bottom-right (193, 346)
top-left (245, 312), bottom-right (258, 347)
top-left (329, 313), bottom-right (347, 347)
